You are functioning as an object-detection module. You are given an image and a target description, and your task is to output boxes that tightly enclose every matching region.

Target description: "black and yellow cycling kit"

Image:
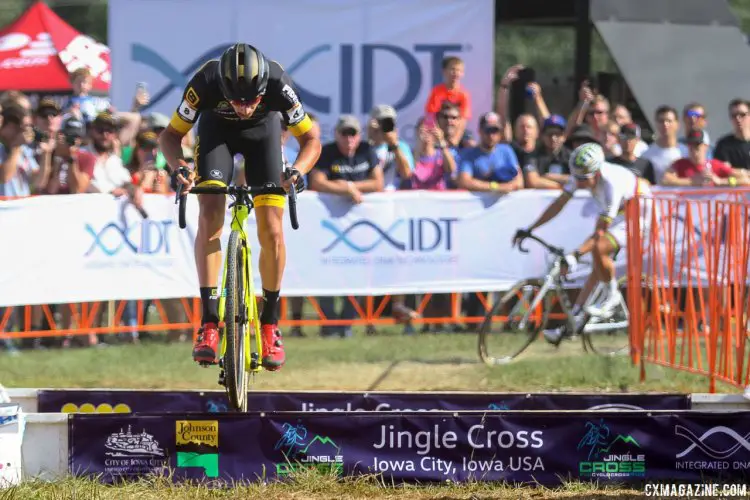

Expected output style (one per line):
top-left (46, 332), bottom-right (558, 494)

top-left (169, 58), bottom-right (312, 206)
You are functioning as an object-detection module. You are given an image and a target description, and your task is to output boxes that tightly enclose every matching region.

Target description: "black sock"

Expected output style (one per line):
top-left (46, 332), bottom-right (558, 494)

top-left (260, 288), bottom-right (280, 325)
top-left (200, 287), bottom-right (219, 324)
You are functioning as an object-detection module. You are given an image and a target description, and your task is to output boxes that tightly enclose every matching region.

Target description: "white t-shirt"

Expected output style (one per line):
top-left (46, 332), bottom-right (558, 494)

top-left (640, 144), bottom-right (684, 185)
top-left (90, 154), bottom-right (131, 193)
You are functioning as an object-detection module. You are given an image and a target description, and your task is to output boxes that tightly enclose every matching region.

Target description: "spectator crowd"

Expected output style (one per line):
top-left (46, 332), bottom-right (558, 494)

top-left (3, 54), bottom-right (750, 352)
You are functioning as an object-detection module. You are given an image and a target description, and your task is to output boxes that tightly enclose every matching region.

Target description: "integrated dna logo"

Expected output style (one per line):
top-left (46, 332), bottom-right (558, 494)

top-left (675, 425), bottom-right (750, 460)
top-left (321, 217), bottom-right (458, 254)
top-left (85, 219), bottom-right (174, 257)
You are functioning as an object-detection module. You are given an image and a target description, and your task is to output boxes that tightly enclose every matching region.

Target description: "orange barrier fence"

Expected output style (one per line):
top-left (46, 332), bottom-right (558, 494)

top-left (626, 189), bottom-right (750, 392)
top-left (0, 292), bottom-right (574, 341)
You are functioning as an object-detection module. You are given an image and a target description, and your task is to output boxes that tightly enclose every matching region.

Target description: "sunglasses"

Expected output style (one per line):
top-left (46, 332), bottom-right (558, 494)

top-left (95, 127), bottom-right (115, 134)
top-left (685, 110), bottom-right (704, 118)
top-left (440, 113), bottom-right (459, 120)
top-left (732, 112), bottom-right (748, 119)
top-left (588, 109), bottom-right (607, 116)
top-left (339, 128), bottom-right (358, 137)
top-left (483, 127), bottom-right (501, 134)
top-left (230, 95), bottom-right (262, 106)
top-left (39, 111), bottom-right (59, 119)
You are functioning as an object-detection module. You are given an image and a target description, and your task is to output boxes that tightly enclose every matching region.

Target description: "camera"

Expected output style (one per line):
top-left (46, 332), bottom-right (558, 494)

top-left (379, 117), bottom-right (395, 133)
top-left (34, 129), bottom-right (49, 144)
top-left (64, 133), bottom-right (79, 146)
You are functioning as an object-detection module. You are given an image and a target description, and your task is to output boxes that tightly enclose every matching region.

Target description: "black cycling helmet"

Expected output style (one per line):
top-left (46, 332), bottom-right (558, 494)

top-left (218, 43), bottom-right (269, 102)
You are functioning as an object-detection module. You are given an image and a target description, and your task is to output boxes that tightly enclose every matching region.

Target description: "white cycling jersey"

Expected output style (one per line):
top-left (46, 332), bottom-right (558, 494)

top-left (563, 161), bottom-right (651, 222)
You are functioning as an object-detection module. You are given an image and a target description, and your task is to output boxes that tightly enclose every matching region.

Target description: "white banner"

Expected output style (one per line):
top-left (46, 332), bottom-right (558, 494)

top-left (108, 0), bottom-right (495, 143)
top-left (0, 404), bottom-right (24, 488)
top-left (2, 190), bottom-right (747, 307)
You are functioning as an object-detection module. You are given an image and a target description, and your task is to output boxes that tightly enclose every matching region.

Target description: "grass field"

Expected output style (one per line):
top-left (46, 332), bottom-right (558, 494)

top-left (0, 327), bottom-right (730, 393)
top-left (1, 327), bottom-right (735, 499)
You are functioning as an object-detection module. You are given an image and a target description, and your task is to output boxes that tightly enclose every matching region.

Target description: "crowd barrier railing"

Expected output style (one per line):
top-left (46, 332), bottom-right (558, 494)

top-left (626, 188), bottom-right (750, 392)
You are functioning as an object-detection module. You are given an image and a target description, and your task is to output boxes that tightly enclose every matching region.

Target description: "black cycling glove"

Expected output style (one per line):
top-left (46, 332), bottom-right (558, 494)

top-left (285, 167), bottom-right (306, 194)
top-left (170, 166), bottom-right (192, 193)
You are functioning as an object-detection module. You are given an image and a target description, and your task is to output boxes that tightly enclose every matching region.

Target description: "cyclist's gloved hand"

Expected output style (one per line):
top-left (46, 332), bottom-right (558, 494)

top-left (512, 228), bottom-right (531, 247)
top-left (170, 164), bottom-right (193, 193)
top-left (284, 167), bottom-right (305, 194)
top-left (562, 253), bottom-right (578, 274)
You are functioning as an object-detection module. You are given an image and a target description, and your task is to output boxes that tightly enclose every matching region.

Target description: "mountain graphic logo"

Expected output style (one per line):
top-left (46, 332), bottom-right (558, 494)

top-left (175, 420), bottom-right (219, 478)
top-left (274, 422), bottom-right (343, 477)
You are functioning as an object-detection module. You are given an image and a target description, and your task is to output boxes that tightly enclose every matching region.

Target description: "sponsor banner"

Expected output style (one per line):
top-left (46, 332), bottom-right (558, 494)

top-left (109, 0), bottom-right (494, 144)
top-left (2, 189), bottom-right (747, 306)
top-left (68, 411), bottom-right (750, 484)
top-left (39, 389), bottom-right (689, 414)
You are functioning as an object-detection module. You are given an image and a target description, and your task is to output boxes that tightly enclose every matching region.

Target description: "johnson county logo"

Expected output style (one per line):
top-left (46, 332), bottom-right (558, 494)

top-left (175, 420), bottom-right (220, 478)
top-left (274, 421), bottom-right (343, 476)
top-left (320, 217), bottom-right (459, 266)
top-left (576, 419), bottom-right (645, 478)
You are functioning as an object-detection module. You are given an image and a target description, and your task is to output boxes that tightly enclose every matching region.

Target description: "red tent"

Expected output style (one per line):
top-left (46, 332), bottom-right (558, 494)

top-left (0, 1), bottom-right (110, 93)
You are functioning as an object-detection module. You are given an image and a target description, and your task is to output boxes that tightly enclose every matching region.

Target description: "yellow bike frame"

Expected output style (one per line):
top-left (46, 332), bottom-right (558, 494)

top-left (216, 203), bottom-right (263, 374)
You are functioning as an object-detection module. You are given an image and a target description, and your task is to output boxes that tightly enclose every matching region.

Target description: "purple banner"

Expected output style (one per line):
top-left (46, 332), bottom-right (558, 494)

top-left (39, 390), bottom-right (690, 414)
top-left (68, 410), bottom-right (750, 485)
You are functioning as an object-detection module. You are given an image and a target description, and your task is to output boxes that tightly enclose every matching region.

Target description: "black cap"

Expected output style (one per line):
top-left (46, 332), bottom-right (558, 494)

top-left (685, 129), bottom-right (707, 145)
top-left (568, 124), bottom-right (598, 143)
top-left (35, 97), bottom-right (60, 116)
top-left (619, 123), bottom-right (641, 139)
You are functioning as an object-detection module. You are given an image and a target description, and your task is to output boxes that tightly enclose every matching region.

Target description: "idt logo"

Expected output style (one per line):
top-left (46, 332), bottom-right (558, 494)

top-left (85, 219), bottom-right (174, 256)
top-left (322, 218), bottom-right (458, 253)
top-left (287, 43), bottom-right (464, 114)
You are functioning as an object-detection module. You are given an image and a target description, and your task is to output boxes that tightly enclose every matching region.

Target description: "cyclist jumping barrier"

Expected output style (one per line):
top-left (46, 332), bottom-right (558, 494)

top-left (4, 389), bottom-right (750, 488)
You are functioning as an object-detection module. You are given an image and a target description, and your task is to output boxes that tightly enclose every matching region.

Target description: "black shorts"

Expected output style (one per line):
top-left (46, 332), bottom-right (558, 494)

top-left (194, 113), bottom-right (284, 204)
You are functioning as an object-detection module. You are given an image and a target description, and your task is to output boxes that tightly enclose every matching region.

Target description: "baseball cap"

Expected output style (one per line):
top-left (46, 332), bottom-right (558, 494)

top-left (61, 115), bottom-right (86, 138)
top-left (136, 130), bottom-right (159, 149)
top-left (542, 114), bottom-right (566, 131)
top-left (568, 124), bottom-right (598, 143)
top-left (336, 114), bottom-right (361, 133)
top-left (35, 97), bottom-right (60, 116)
top-left (685, 128), bottom-right (707, 145)
top-left (370, 104), bottom-right (397, 121)
top-left (479, 111), bottom-right (501, 130)
top-left (147, 112), bottom-right (169, 130)
top-left (92, 111), bottom-right (117, 130)
top-left (619, 123), bottom-right (641, 139)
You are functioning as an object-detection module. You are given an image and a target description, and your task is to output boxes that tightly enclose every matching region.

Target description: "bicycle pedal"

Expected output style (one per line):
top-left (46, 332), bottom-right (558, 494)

top-left (199, 361), bottom-right (212, 368)
top-left (250, 352), bottom-right (260, 370)
top-left (218, 370), bottom-right (226, 387)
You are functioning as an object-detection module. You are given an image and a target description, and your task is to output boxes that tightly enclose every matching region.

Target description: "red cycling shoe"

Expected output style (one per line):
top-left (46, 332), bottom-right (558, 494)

top-left (261, 324), bottom-right (286, 371)
top-left (192, 323), bottom-right (219, 364)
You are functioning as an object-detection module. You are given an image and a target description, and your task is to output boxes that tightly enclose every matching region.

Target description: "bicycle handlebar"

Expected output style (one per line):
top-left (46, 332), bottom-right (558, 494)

top-left (175, 183), bottom-right (300, 230)
top-left (517, 233), bottom-right (565, 257)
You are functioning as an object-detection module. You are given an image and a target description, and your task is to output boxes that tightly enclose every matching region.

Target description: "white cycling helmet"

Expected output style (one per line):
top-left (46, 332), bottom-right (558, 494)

top-left (569, 142), bottom-right (605, 178)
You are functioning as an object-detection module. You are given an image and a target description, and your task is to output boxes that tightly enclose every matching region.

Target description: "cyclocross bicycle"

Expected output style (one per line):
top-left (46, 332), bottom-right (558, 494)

top-left (176, 180), bottom-right (299, 412)
top-left (478, 233), bottom-right (632, 366)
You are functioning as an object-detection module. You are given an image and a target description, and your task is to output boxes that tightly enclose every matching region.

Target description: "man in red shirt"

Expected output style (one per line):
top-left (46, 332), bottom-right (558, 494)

top-left (662, 129), bottom-right (749, 187)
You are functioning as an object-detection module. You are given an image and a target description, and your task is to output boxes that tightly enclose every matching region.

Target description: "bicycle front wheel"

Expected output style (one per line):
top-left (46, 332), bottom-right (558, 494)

top-left (223, 230), bottom-right (248, 412)
top-left (478, 279), bottom-right (551, 366)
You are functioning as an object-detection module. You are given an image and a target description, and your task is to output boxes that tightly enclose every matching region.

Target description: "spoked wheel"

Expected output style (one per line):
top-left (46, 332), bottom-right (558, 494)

top-left (582, 275), bottom-right (631, 357)
top-left (478, 279), bottom-right (551, 365)
top-left (223, 231), bottom-right (248, 412)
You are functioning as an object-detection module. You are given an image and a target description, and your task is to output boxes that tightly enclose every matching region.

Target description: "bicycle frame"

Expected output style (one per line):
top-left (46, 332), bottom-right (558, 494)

top-left (216, 202), bottom-right (262, 374)
top-left (515, 235), bottom-right (628, 335)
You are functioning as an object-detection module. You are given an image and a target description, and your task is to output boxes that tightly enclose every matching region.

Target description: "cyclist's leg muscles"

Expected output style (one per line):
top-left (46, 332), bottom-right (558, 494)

top-left (194, 117), bottom-right (234, 324)
top-left (242, 117), bottom-right (286, 325)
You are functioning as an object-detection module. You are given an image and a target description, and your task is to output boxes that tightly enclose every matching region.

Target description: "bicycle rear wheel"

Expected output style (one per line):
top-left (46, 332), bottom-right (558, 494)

top-left (478, 279), bottom-right (551, 365)
top-left (582, 275), bottom-right (631, 357)
top-left (223, 230), bottom-right (248, 412)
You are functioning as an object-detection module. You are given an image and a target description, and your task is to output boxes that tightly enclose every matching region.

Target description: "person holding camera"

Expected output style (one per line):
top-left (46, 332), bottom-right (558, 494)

top-left (125, 130), bottom-right (169, 194)
top-left (44, 116), bottom-right (96, 195)
top-left (0, 103), bottom-right (45, 198)
top-left (368, 104), bottom-right (414, 190)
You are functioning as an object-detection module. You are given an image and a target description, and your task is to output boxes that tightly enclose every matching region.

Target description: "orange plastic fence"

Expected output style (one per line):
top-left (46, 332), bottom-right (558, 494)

top-left (0, 293), bottom-right (570, 341)
top-left (626, 189), bottom-right (750, 392)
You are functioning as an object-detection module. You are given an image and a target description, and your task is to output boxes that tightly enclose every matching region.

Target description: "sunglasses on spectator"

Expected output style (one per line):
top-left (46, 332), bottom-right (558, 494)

top-left (483, 126), bottom-right (501, 134)
top-left (95, 126), bottom-right (115, 134)
top-left (440, 113), bottom-right (459, 120)
top-left (39, 111), bottom-right (59, 119)
top-left (587, 109), bottom-right (607, 117)
top-left (686, 110), bottom-right (704, 118)
top-left (731, 111), bottom-right (748, 119)
top-left (339, 128), bottom-right (358, 137)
